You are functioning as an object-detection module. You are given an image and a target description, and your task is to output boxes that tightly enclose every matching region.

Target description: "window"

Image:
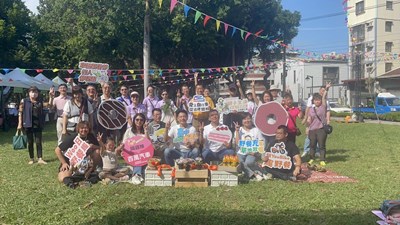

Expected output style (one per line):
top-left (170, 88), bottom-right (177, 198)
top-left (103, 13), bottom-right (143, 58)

top-left (323, 67), bottom-right (339, 84)
top-left (293, 70), bottom-right (296, 83)
top-left (352, 25), bottom-right (365, 42)
top-left (385, 42), bottom-right (393, 52)
top-left (356, 1), bottom-right (365, 15)
top-left (385, 21), bottom-right (393, 32)
top-left (385, 63), bottom-right (393, 72)
top-left (386, 1), bottom-right (393, 10)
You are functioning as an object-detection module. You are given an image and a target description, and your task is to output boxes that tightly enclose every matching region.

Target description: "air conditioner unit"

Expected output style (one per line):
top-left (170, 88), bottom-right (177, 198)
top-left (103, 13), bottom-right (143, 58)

top-left (365, 21), bottom-right (373, 28)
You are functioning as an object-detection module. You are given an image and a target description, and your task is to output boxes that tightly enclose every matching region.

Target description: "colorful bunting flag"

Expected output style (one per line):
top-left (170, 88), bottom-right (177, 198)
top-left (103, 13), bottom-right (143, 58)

top-left (170, 0), bottom-right (178, 13)
top-left (203, 15), bottom-right (211, 27)
top-left (216, 20), bottom-right (221, 31)
top-left (158, 0), bottom-right (163, 8)
top-left (184, 5), bottom-right (190, 17)
top-left (194, 11), bottom-right (202, 24)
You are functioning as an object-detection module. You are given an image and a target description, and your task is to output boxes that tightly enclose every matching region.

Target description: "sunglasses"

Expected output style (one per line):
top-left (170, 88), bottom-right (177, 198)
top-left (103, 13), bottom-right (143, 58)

top-left (135, 118), bottom-right (144, 122)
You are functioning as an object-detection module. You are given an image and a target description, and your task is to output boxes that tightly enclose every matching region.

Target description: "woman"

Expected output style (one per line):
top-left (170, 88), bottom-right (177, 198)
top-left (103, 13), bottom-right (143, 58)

top-left (142, 85), bottom-right (159, 120)
top-left (63, 86), bottom-right (93, 136)
top-left (18, 86), bottom-right (46, 165)
top-left (155, 89), bottom-right (177, 126)
top-left (127, 91), bottom-right (147, 128)
top-left (283, 93), bottom-right (303, 144)
top-left (234, 112), bottom-right (265, 181)
top-left (122, 113), bottom-right (149, 184)
top-left (307, 83), bottom-right (331, 167)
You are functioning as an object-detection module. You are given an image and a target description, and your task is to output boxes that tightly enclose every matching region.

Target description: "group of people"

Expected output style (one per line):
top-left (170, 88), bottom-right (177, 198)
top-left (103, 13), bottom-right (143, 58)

top-left (16, 77), bottom-right (332, 187)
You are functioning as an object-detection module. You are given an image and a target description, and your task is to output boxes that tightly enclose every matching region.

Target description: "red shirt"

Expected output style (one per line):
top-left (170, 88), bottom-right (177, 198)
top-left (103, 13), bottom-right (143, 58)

top-left (286, 107), bottom-right (300, 133)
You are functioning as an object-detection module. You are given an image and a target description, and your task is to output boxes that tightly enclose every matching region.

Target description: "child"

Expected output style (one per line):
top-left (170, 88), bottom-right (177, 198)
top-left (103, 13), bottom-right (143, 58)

top-left (97, 135), bottom-right (130, 182)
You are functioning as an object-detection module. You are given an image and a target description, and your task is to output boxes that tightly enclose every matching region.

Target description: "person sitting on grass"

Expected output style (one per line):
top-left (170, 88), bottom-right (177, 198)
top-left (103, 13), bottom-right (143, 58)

top-left (199, 109), bottom-right (235, 164)
top-left (164, 109), bottom-right (199, 166)
top-left (234, 112), bottom-right (266, 182)
top-left (96, 135), bottom-right (130, 183)
top-left (262, 125), bottom-right (301, 181)
top-left (55, 121), bottom-right (102, 188)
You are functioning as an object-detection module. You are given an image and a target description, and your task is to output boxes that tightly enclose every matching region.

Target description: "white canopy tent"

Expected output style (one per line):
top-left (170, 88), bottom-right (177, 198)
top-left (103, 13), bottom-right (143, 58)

top-left (35, 73), bottom-right (58, 88)
top-left (0, 73), bottom-right (31, 88)
top-left (3, 68), bottom-right (51, 90)
top-left (52, 76), bottom-right (66, 85)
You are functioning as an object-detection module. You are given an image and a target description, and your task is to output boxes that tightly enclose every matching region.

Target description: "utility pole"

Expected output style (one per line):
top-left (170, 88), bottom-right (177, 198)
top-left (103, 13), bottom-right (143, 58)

top-left (143, 0), bottom-right (150, 96)
top-left (282, 46), bottom-right (287, 94)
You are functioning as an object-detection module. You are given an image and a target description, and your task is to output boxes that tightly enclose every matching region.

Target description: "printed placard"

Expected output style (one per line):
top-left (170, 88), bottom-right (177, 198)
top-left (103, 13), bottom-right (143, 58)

top-left (78, 61), bottom-right (109, 83)
top-left (122, 136), bottom-right (154, 167)
top-left (64, 136), bottom-right (91, 167)
top-left (262, 142), bottom-right (292, 170)
top-left (172, 128), bottom-right (198, 144)
top-left (149, 124), bottom-right (166, 144)
top-left (238, 139), bottom-right (264, 154)
top-left (208, 125), bottom-right (232, 144)
top-left (216, 97), bottom-right (248, 114)
top-left (188, 95), bottom-right (210, 113)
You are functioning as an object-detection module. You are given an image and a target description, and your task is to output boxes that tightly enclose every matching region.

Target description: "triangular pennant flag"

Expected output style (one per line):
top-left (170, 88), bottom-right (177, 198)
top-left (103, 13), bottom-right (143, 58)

top-left (162, 77), bottom-right (166, 80)
top-left (158, 0), bottom-right (163, 8)
top-left (113, 76), bottom-right (118, 81)
top-left (133, 75), bottom-right (137, 80)
top-left (119, 81), bottom-right (123, 84)
top-left (117, 70), bottom-right (123, 75)
top-left (240, 30), bottom-right (245, 39)
top-left (177, 69), bottom-right (181, 74)
top-left (184, 5), bottom-right (190, 17)
top-left (192, 69), bottom-right (196, 72)
top-left (185, 69), bottom-right (189, 74)
top-left (254, 29), bottom-right (264, 37)
top-left (200, 68), bottom-right (205, 73)
top-left (224, 23), bottom-right (229, 35)
top-left (74, 74), bottom-right (79, 79)
top-left (194, 11), bottom-right (201, 24)
top-left (216, 20), bottom-right (221, 31)
top-left (170, 0), bottom-right (178, 13)
top-left (20, 69), bottom-right (26, 73)
top-left (231, 27), bottom-right (237, 37)
top-left (149, 69), bottom-right (154, 75)
top-left (203, 15), bottom-right (211, 27)
top-left (207, 68), bottom-right (213, 73)
top-left (107, 70), bottom-right (112, 76)
top-left (245, 32), bottom-right (252, 41)
top-left (159, 69), bottom-right (163, 76)
top-left (223, 67), bottom-right (228, 73)
top-left (67, 69), bottom-right (74, 74)
top-left (129, 70), bottom-right (134, 74)
top-left (2, 69), bottom-right (10, 74)
top-left (36, 69), bottom-right (43, 73)
top-left (216, 68), bottom-right (221, 73)
top-left (140, 74), bottom-right (144, 79)
top-left (53, 68), bottom-right (59, 73)
top-left (123, 75), bottom-right (128, 80)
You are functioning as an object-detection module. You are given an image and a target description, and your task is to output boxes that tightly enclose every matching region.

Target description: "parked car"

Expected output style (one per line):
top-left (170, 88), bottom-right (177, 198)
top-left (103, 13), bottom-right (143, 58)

top-left (329, 102), bottom-right (352, 113)
top-left (352, 93), bottom-right (400, 114)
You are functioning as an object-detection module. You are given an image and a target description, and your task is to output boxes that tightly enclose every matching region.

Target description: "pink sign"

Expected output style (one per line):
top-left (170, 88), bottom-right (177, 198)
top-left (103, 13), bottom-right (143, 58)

top-left (208, 125), bottom-right (232, 144)
top-left (64, 136), bottom-right (91, 167)
top-left (254, 101), bottom-right (288, 136)
top-left (122, 136), bottom-right (154, 167)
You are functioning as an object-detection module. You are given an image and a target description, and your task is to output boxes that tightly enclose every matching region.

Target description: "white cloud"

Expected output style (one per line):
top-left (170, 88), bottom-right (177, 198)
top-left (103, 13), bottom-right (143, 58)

top-left (23, 0), bottom-right (40, 14)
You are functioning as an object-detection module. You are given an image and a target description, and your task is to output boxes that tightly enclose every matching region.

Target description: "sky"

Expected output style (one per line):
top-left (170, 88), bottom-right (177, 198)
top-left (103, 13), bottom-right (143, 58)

top-left (23, 0), bottom-right (349, 55)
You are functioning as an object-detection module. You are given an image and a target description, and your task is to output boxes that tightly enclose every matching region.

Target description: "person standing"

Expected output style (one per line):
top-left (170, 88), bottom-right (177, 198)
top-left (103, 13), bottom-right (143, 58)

top-left (48, 84), bottom-right (71, 145)
top-left (86, 84), bottom-right (100, 134)
top-left (283, 93), bottom-right (303, 144)
top-left (142, 85), bottom-right (159, 121)
top-left (127, 91), bottom-right (147, 128)
top-left (116, 85), bottom-right (132, 142)
top-left (18, 86), bottom-right (47, 165)
top-left (176, 84), bottom-right (193, 125)
top-left (269, 84), bottom-right (283, 103)
top-left (155, 89), bottom-right (177, 126)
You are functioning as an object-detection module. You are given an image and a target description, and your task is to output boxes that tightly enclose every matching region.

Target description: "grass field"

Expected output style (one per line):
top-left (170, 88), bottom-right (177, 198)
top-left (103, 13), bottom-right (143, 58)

top-left (0, 122), bottom-right (399, 225)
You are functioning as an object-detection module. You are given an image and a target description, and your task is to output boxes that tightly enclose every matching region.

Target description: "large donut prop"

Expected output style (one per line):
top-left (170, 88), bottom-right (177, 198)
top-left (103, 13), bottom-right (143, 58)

top-left (254, 101), bottom-right (288, 136)
top-left (97, 100), bottom-right (127, 130)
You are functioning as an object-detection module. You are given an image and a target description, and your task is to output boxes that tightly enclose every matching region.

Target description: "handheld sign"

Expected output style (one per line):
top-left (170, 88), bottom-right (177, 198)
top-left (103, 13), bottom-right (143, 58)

top-left (188, 95), bottom-right (210, 113)
top-left (172, 128), bottom-right (198, 144)
top-left (216, 97), bottom-right (248, 114)
top-left (254, 101), bottom-right (288, 136)
top-left (97, 100), bottom-right (127, 130)
top-left (122, 136), bottom-right (154, 167)
top-left (263, 142), bottom-right (292, 170)
top-left (208, 125), bottom-right (232, 144)
top-left (64, 136), bottom-right (91, 167)
top-left (78, 61), bottom-right (109, 83)
top-left (238, 139), bottom-right (265, 154)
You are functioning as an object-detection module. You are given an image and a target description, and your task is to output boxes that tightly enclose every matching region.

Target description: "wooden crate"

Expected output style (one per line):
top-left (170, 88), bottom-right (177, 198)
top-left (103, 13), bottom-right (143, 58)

top-left (175, 169), bottom-right (209, 187)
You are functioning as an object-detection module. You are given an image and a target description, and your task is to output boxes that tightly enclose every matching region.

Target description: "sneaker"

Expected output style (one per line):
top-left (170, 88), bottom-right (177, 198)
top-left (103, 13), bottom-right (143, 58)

top-left (263, 173), bottom-right (273, 180)
top-left (254, 174), bottom-right (264, 182)
top-left (37, 158), bottom-right (47, 165)
top-left (320, 161), bottom-right (326, 167)
top-left (119, 175), bottom-right (130, 182)
top-left (289, 176), bottom-right (297, 182)
top-left (28, 159), bottom-right (34, 165)
top-left (307, 159), bottom-right (314, 165)
top-left (130, 175), bottom-right (142, 185)
top-left (301, 152), bottom-right (308, 157)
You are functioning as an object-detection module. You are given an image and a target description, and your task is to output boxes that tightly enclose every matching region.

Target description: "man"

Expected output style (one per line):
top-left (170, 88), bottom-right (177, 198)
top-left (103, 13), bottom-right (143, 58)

top-left (143, 85), bottom-right (159, 120)
top-left (176, 84), bottom-right (193, 124)
top-left (269, 84), bottom-right (283, 103)
top-left (48, 84), bottom-right (71, 145)
top-left (147, 108), bottom-right (166, 161)
top-left (100, 82), bottom-right (113, 101)
top-left (262, 125), bottom-right (301, 181)
top-left (191, 83), bottom-right (215, 130)
top-left (55, 121), bottom-right (102, 186)
top-left (301, 85), bottom-right (331, 157)
top-left (164, 109), bottom-right (199, 166)
top-left (86, 84), bottom-right (100, 134)
top-left (116, 85), bottom-right (132, 107)
top-left (199, 110), bottom-right (234, 164)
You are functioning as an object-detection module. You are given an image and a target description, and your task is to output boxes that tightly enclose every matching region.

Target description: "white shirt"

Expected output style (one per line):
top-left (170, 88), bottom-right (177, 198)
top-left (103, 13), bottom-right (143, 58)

top-left (235, 127), bottom-right (265, 155)
top-left (168, 124), bottom-right (197, 151)
top-left (63, 100), bottom-right (93, 124)
top-left (203, 123), bottom-right (228, 153)
top-left (101, 150), bottom-right (118, 171)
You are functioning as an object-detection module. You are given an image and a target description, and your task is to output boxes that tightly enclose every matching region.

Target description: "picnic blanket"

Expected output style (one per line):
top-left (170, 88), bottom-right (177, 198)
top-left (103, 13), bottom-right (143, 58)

top-left (296, 163), bottom-right (357, 183)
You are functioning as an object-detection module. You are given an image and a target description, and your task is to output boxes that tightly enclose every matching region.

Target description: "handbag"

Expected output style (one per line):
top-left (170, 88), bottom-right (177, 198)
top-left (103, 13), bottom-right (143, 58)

top-left (313, 107), bottom-right (333, 135)
top-left (288, 111), bottom-right (301, 136)
top-left (13, 129), bottom-right (27, 150)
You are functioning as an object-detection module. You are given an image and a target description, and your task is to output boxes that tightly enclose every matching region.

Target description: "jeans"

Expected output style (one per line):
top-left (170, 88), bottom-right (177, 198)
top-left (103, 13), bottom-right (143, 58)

top-left (263, 167), bottom-right (294, 181)
top-left (303, 136), bottom-right (320, 154)
top-left (133, 165), bottom-right (146, 176)
top-left (202, 148), bottom-right (235, 164)
top-left (238, 153), bottom-right (262, 178)
top-left (26, 128), bottom-right (43, 159)
top-left (164, 147), bottom-right (199, 166)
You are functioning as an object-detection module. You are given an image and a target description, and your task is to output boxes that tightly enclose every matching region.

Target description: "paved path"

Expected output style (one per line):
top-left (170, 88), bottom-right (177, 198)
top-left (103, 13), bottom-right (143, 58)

top-left (332, 117), bottom-right (400, 126)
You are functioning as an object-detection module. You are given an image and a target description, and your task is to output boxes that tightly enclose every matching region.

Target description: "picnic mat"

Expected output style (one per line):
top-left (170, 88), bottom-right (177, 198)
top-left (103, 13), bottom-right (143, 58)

top-left (296, 163), bottom-right (357, 183)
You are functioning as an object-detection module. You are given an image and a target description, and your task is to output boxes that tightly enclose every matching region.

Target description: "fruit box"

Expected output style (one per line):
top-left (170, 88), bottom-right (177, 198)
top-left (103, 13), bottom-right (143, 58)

top-left (144, 168), bottom-right (173, 187)
top-left (210, 170), bottom-right (238, 187)
top-left (174, 169), bottom-right (209, 188)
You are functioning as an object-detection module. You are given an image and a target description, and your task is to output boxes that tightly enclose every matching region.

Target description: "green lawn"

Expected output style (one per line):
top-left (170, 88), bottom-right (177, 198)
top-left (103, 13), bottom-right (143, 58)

top-left (0, 122), bottom-right (399, 225)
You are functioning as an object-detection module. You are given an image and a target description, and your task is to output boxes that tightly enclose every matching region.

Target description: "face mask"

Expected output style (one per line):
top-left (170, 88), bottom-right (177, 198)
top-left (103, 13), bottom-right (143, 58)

top-left (29, 92), bottom-right (38, 99)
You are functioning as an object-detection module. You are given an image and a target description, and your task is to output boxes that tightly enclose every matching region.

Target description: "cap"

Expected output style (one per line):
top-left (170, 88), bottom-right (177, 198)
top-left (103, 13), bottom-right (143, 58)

top-left (245, 90), bottom-right (252, 95)
top-left (269, 84), bottom-right (281, 91)
top-left (28, 86), bottom-right (39, 92)
top-left (130, 91), bottom-right (140, 96)
top-left (71, 85), bottom-right (83, 94)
